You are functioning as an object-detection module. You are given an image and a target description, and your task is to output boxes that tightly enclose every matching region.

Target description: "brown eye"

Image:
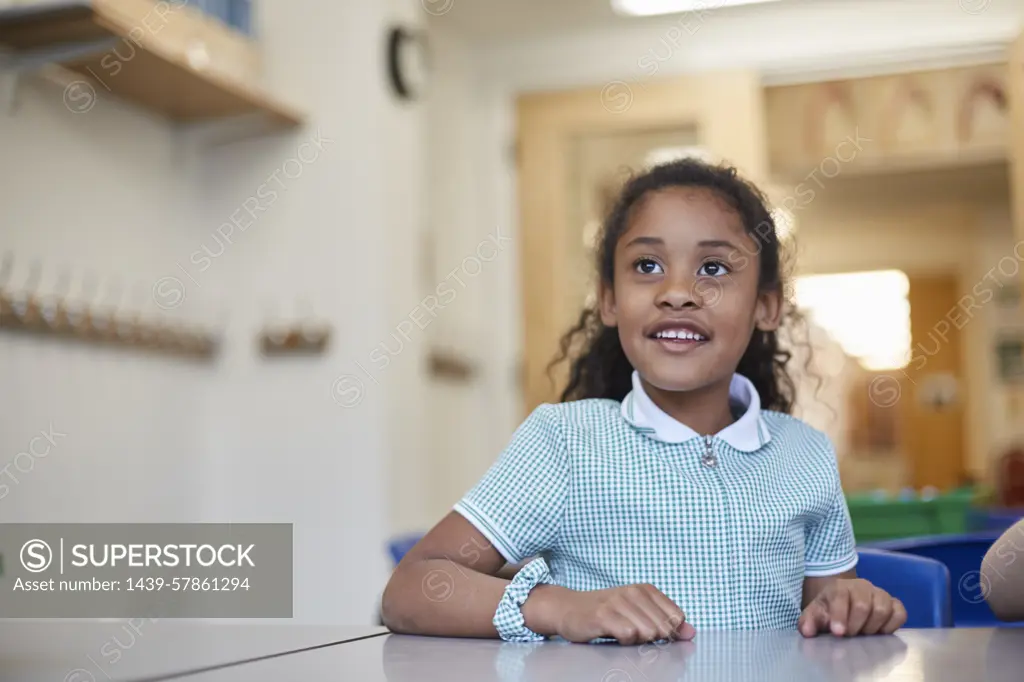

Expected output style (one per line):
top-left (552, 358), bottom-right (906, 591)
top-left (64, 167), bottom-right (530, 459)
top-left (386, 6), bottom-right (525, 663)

top-left (635, 258), bottom-right (663, 275)
top-left (698, 260), bottom-right (730, 277)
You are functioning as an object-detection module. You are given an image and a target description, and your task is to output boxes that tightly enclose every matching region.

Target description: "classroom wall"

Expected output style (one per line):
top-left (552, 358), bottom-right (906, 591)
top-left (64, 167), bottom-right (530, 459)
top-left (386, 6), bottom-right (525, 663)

top-left (424, 0), bottom-right (1024, 496)
top-left (419, 23), bottom-right (523, 522)
top-left (0, 0), bottom-right (425, 623)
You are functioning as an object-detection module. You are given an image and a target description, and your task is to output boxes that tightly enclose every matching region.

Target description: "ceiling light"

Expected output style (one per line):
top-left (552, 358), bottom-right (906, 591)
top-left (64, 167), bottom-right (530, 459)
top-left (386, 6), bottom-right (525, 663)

top-left (612, 0), bottom-right (782, 17)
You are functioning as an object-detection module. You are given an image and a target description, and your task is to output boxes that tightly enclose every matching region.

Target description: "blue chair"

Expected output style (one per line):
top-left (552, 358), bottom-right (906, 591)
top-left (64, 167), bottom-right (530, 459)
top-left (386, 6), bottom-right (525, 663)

top-left (855, 548), bottom-right (953, 628)
top-left (863, 532), bottom-right (1024, 627)
top-left (388, 533), bottom-right (425, 566)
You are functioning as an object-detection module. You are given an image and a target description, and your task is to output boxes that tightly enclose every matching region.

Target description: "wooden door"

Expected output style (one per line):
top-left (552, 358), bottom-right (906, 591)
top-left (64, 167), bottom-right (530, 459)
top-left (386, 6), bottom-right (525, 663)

top-left (900, 274), bottom-right (966, 490)
top-left (516, 72), bottom-right (769, 415)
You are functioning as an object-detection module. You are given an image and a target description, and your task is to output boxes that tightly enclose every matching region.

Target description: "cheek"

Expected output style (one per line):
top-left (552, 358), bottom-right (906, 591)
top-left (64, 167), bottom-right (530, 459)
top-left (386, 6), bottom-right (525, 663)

top-left (710, 285), bottom-right (760, 330)
top-left (612, 284), bottom-right (649, 323)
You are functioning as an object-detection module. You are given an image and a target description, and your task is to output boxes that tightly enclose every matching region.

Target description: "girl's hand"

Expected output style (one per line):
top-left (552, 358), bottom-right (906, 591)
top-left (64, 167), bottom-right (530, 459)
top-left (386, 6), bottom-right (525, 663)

top-left (798, 578), bottom-right (907, 637)
top-left (528, 583), bottom-right (696, 644)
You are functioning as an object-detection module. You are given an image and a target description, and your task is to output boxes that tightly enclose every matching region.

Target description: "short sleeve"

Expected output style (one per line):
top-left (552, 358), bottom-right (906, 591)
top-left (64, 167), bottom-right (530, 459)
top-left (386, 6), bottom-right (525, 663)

top-left (453, 404), bottom-right (569, 564)
top-left (804, 438), bottom-right (858, 577)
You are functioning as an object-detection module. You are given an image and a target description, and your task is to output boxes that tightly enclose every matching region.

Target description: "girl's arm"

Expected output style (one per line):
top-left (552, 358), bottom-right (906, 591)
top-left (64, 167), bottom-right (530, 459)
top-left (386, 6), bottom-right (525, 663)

top-left (381, 405), bottom-right (569, 638)
top-left (981, 519), bottom-right (1024, 622)
top-left (496, 560), bottom-right (532, 580)
top-left (381, 511), bottom-right (568, 638)
top-left (381, 511), bottom-right (516, 637)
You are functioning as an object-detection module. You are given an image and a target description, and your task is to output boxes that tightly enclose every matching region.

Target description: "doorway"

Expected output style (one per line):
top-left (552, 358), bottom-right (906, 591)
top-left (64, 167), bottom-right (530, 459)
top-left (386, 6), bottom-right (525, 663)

top-left (793, 269), bottom-right (967, 492)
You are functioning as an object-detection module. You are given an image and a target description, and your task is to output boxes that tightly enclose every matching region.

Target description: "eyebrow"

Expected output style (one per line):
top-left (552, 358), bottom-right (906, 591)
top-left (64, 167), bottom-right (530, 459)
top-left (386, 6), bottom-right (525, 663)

top-left (622, 237), bottom-right (740, 250)
top-left (698, 239), bottom-right (740, 250)
top-left (623, 236), bottom-right (664, 248)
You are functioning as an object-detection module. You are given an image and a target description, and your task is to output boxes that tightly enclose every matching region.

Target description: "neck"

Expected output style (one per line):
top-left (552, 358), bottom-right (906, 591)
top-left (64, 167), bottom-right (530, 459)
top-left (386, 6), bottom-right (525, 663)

top-left (640, 376), bottom-right (736, 436)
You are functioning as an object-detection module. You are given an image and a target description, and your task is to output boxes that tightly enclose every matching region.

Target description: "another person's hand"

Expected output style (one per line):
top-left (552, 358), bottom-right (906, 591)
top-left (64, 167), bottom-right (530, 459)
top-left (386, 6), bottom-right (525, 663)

top-left (798, 578), bottom-right (906, 637)
top-left (525, 583), bottom-right (696, 645)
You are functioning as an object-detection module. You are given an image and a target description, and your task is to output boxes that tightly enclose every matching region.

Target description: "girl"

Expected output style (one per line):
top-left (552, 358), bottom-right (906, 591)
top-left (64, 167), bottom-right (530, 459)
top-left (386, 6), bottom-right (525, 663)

top-left (381, 159), bottom-right (906, 644)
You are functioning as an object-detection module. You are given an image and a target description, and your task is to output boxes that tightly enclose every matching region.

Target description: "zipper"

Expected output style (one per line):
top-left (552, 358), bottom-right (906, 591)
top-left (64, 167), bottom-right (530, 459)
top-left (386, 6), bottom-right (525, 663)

top-left (702, 434), bottom-right (717, 468)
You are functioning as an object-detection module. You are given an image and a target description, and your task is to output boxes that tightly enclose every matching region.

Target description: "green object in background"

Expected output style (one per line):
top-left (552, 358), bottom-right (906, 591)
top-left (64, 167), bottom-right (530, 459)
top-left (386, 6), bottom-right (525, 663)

top-left (846, 487), bottom-right (976, 543)
top-left (934, 487), bottom-right (974, 534)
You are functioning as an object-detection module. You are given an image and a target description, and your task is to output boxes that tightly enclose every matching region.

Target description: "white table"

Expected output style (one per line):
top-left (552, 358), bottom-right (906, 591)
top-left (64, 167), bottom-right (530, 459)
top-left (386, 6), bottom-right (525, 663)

top-left (180, 627), bottom-right (1023, 681)
top-left (4, 623), bottom-right (1021, 681)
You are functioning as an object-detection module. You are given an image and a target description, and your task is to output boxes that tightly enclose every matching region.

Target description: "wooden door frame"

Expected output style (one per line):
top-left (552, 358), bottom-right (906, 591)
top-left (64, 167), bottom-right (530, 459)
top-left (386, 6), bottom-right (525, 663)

top-left (1009, 33), bottom-right (1024, 269)
top-left (515, 71), bottom-right (769, 416)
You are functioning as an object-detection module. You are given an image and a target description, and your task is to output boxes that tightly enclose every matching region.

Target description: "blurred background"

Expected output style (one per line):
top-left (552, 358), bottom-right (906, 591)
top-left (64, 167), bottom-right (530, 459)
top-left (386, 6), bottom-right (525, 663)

top-left (1, 0), bottom-right (1023, 626)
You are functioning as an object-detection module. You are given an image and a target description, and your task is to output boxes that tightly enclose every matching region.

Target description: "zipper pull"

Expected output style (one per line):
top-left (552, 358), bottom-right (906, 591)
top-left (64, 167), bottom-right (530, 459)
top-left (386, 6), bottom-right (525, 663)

top-left (702, 435), bottom-right (717, 468)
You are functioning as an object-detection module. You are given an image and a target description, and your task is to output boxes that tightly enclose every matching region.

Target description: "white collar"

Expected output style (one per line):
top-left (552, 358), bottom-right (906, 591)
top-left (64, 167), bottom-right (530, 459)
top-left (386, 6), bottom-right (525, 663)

top-left (620, 371), bottom-right (771, 452)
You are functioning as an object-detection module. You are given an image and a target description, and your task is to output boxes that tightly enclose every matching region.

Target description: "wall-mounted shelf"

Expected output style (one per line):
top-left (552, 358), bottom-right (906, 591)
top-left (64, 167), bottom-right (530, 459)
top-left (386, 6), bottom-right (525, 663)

top-left (0, 0), bottom-right (304, 134)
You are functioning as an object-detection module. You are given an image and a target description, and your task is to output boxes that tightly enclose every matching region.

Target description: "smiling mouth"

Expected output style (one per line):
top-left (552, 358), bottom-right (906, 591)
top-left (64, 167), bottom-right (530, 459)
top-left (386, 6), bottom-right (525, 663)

top-left (651, 329), bottom-right (707, 343)
top-left (645, 319), bottom-right (712, 351)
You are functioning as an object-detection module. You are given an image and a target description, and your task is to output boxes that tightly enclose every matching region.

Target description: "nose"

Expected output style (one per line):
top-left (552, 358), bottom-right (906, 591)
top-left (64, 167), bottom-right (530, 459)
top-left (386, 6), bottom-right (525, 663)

top-left (655, 273), bottom-right (699, 310)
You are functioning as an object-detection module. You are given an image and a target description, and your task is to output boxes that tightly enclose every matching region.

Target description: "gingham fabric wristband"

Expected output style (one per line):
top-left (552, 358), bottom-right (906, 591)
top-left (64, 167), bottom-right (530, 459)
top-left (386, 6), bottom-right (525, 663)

top-left (493, 556), bottom-right (554, 642)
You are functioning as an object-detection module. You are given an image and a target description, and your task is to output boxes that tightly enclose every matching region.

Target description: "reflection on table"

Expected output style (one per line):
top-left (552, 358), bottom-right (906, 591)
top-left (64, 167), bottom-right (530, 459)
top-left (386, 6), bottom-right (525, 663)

top-left (381, 628), bottom-right (1022, 682)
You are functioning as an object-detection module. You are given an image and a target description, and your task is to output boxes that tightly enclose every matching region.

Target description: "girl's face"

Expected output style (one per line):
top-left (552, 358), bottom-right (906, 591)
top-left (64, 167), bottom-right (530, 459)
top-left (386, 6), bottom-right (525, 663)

top-left (599, 186), bottom-right (781, 395)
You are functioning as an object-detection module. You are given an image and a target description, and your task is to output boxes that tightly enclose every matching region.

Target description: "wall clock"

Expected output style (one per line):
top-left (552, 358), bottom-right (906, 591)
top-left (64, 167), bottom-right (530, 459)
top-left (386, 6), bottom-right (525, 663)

top-left (387, 26), bottom-right (429, 102)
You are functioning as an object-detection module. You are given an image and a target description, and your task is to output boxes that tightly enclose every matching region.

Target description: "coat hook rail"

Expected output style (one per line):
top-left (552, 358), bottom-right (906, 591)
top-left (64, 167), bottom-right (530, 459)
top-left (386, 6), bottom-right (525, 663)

top-left (0, 257), bottom-right (222, 362)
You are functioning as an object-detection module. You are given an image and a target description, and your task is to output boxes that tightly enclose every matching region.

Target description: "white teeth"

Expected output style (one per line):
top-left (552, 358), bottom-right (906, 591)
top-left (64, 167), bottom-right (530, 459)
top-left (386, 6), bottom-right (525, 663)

top-left (655, 329), bottom-right (705, 341)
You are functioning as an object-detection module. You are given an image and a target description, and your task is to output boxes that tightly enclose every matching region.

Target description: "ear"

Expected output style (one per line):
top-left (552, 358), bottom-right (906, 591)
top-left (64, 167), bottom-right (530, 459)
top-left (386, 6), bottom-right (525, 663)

top-left (599, 281), bottom-right (618, 328)
top-left (754, 287), bottom-right (783, 332)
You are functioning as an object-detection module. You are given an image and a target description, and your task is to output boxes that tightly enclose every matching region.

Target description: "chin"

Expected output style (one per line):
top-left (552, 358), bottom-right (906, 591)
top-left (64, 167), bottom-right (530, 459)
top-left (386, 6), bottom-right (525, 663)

top-left (637, 365), bottom-right (715, 394)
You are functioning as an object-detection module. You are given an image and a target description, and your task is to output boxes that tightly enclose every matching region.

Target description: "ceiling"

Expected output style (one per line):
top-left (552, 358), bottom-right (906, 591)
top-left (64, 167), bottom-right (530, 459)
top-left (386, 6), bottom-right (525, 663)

top-left (428, 0), bottom-right (613, 40)
top-left (429, 0), bottom-right (809, 44)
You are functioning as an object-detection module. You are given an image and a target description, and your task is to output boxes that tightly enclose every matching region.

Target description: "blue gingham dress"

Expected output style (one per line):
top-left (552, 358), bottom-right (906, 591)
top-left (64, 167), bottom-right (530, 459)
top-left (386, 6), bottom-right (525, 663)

top-left (454, 371), bottom-right (857, 635)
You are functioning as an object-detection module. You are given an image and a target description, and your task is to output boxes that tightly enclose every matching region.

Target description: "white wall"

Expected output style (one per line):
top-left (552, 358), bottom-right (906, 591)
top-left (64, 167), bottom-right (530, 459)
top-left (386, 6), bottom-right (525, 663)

top-left (424, 0), bottom-right (1024, 496)
top-left (0, 0), bottom-right (425, 624)
top-left (419, 24), bottom-right (523, 521)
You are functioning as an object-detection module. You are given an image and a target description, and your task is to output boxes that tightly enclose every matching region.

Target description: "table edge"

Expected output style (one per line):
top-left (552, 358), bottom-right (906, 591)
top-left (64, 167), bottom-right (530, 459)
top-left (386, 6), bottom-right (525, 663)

top-left (127, 629), bottom-right (391, 682)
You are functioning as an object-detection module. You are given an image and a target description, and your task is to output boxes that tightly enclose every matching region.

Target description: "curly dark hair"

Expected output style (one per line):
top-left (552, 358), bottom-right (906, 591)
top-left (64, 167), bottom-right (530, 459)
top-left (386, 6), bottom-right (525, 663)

top-left (549, 157), bottom-right (809, 414)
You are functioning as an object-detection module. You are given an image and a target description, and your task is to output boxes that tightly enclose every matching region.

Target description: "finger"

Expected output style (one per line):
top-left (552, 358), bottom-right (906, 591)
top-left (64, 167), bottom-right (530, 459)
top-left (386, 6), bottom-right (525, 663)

top-left (880, 599), bottom-right (907, 634)
top-left (641, 585), bottom-right (688, 640)
top-left (625, 586), bottom-right (673, 641)
top-left (797, 608), bottom-right (811, 637)
top-left (826, 588), bottom-right (851, 636)
top-left (798, 601), bottom-right (828, 638)
top-left (862, 594), bottom-right (894, 635)
top-left (638, 594), bottom-right (677, 642)
top-left (846, 588), bottom-right (874, 637)
top-left (601, 610), bottom-right (641, 646)
top-left (817, 598), bottom-right (833, 634)
top-left (616, 597), bottom-right (661, 644)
